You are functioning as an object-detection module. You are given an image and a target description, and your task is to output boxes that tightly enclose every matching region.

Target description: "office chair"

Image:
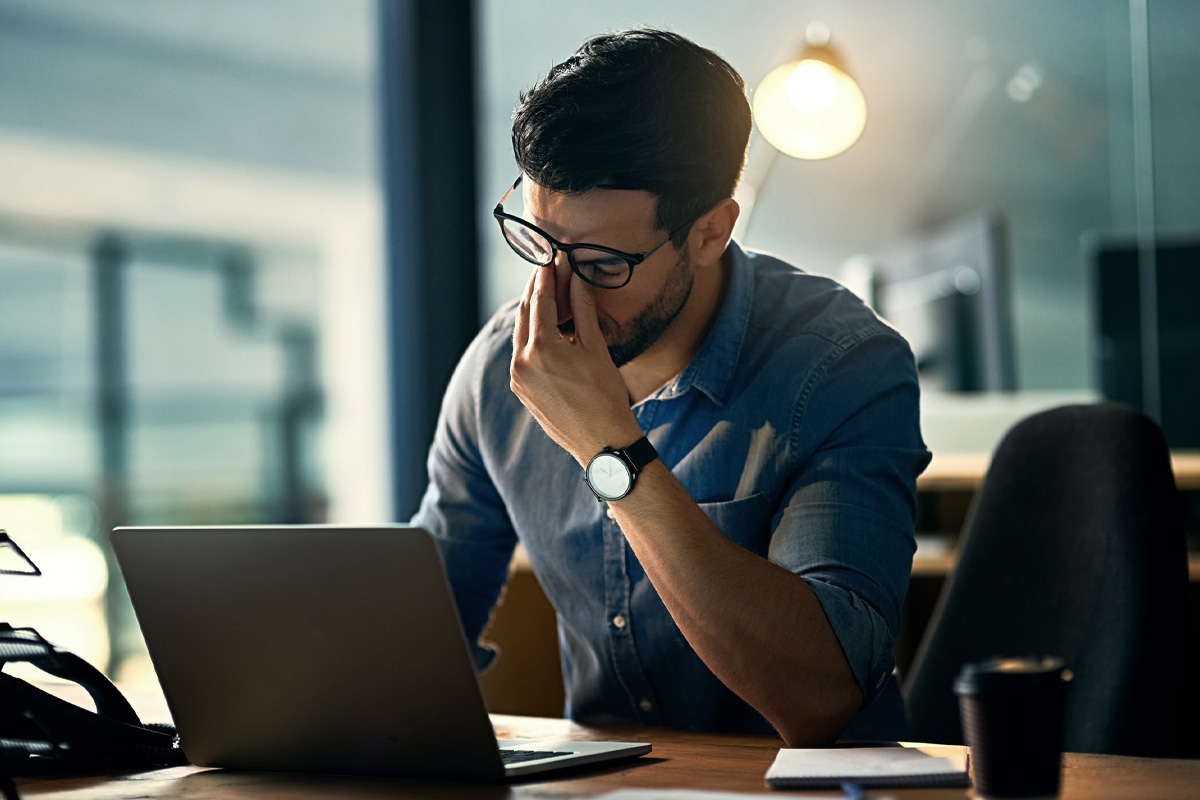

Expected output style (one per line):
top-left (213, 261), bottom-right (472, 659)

top-left (904, 403), bottom-right (1189, 757)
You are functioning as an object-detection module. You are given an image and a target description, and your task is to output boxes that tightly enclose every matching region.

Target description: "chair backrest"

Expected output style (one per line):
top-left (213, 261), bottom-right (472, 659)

top-left (904, 403), bottom-right (1188, 756)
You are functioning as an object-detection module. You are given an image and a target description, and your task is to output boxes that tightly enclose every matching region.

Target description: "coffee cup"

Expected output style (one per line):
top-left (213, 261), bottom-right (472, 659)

top-left (954, 656), bottom-right (1073, 799)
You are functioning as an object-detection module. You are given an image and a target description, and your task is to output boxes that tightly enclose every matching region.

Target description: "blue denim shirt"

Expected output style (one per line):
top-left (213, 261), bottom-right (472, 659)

top-left (412, 241), bottom-right (930, 741)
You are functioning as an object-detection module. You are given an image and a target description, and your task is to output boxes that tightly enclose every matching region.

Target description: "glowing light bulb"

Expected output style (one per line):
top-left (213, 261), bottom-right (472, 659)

top-left (753, 54), bottom-right (867, 160)
top-left (786, 60), bottom-right (838, 112)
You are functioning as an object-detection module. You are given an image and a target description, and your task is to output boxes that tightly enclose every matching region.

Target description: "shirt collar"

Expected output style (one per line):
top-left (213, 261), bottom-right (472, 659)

top-left (654, 239), bottom-right (754, 407)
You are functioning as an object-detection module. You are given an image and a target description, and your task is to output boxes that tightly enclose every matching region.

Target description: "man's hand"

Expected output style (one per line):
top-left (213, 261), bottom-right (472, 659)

top-left (510, 264), bottom-right (642, 464)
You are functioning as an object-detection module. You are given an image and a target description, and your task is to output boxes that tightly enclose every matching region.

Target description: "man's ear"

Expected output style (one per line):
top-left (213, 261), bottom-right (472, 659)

top-left (688, 198), bottom-right (740, 270)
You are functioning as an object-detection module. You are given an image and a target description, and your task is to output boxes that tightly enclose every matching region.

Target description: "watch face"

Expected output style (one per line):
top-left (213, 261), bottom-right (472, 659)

top-left (586, 452), bottom-right (633, 499)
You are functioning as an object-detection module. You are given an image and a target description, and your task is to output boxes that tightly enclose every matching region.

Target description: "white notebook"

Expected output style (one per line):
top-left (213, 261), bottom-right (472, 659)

top-left (765, 743), bottom-right (970, 789)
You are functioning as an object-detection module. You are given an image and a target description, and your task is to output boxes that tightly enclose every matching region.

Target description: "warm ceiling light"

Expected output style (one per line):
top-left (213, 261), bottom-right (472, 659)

top-left (753, 23), bottom-right (867, 160)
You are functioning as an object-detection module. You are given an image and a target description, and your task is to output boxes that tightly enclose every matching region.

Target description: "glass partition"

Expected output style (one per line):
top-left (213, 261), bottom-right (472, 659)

top-left (478, 1), bottom-right (1196, 425)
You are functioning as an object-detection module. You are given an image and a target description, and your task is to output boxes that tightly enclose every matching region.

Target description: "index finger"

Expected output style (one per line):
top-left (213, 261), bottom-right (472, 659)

top-left (527, 262), bottom-right (559, 340)
top-left (512, 268), bottom-right (537, 352)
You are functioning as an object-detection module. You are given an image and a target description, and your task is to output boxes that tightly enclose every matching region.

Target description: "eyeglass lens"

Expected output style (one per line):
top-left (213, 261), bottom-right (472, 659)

top-left (500, 218), bottom-right (631, 288)
top-left (501, 218), bottom-right (553, 264)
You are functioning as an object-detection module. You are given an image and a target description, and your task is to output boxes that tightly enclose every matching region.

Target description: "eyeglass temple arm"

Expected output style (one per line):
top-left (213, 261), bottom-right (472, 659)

top-left (496, 175), bottom-right (523, 208)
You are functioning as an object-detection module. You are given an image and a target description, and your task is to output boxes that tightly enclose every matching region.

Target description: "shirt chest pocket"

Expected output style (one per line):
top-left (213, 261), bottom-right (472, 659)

top-left (696, 492), bottom-right (774, 557)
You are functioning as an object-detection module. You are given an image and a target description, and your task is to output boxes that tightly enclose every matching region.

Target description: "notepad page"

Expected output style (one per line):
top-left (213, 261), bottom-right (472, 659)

top-left (594, 791), bottom-right (840, 800)
top-left (765, 743), bottom-right (969, 788)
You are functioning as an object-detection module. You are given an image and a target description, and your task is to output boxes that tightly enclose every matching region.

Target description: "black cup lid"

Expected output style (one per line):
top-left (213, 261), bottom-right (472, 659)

top-left (954, 656), bottom-right (1073, 695)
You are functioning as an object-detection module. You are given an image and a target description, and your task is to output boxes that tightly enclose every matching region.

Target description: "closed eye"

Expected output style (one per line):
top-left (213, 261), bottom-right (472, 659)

top-left (575, 255), bottom-right (627, 275)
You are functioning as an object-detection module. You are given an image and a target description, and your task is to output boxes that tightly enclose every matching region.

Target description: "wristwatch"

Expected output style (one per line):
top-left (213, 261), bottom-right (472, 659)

top-left (583, 436), bottom-right (658, 502)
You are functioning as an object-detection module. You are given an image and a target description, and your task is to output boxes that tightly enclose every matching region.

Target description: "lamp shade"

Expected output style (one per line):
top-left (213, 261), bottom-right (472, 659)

top-left (753, 43), bottom-right (867, 160)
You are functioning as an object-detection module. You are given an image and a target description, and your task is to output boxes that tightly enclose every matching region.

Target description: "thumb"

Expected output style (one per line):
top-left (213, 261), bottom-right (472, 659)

top-left (569, 274), bottom-right (604, 351)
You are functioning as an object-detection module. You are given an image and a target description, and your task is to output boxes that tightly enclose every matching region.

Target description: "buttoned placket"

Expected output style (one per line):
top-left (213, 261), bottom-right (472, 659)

top-left (600, 402), bottom-right (663, 724)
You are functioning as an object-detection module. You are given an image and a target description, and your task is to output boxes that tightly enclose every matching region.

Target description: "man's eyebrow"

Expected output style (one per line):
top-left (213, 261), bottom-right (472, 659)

top-left (521, 197), bottom-right (624, 243)
top-left (526, 212), bottom-right (602, 244)
top-left (526, 213), bottom-right (656, 253)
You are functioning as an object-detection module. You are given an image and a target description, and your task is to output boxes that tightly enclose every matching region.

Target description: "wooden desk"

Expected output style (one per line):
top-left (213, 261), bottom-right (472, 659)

top-left (918, 450), bottom-right (1200, 492)
top-left (914, 450), bottom-right (1200, 580)
top-left (14, 715), bottom-right (1200, 799)
top-left (911, 549), bottom-right (1200, 582)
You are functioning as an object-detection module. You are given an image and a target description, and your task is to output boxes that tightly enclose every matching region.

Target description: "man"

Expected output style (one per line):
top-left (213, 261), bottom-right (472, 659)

top-left (412, 28), bottom-right (930, 746)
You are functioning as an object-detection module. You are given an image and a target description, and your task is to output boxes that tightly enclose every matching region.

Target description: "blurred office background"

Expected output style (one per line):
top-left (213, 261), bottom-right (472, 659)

top-left (0, 0), bottom-right (1196, 687)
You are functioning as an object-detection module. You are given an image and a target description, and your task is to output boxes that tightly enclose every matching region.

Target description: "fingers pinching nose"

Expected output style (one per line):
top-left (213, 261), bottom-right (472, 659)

top-left (528, 262), bottom-right (561, 336)
top-left (568, 274), bottom-right (602, 348)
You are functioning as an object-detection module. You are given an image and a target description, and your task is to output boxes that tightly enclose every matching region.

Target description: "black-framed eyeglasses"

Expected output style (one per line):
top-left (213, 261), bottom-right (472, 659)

top-left (493, 175), bottom-right (702, 290)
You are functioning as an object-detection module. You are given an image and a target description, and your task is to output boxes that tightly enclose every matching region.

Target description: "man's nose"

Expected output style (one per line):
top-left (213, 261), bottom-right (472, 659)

top-left (552, 254), bottom-right (573, 326)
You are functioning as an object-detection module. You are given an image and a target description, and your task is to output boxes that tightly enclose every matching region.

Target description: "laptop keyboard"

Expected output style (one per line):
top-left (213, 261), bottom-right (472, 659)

top-left (500, 749), bottom-right (574, 765)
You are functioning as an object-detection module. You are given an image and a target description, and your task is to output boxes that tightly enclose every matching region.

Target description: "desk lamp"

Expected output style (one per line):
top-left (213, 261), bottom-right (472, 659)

top-left (0, 532), bottom-right (181, 784)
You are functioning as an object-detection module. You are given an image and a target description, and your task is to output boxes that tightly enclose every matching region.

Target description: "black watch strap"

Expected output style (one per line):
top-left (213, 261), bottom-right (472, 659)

top-left (619, 436), bottom-right (658, 473)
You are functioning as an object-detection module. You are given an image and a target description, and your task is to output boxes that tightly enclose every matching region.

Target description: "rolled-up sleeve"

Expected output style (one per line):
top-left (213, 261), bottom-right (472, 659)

top-left (410, 323), bottom-right (518, 672)
top-left (767, 329), bottom-right (931, 706)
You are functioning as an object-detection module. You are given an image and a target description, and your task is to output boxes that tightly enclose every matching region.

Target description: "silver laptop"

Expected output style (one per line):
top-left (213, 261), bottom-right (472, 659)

top-left (111, 525), bottom-right (650, 780)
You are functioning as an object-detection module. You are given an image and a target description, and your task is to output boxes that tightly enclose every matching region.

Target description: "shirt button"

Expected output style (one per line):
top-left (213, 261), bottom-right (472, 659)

top-left (639, 698), bottom-right (653, 712)
top-left (612, 614), bottom-right (627, 629)
top-left (605, 506), bottom-right (616, 521)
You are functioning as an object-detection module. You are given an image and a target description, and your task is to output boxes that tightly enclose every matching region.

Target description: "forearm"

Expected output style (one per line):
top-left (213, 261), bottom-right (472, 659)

top-left (609, 459), bottom-right (863, 746)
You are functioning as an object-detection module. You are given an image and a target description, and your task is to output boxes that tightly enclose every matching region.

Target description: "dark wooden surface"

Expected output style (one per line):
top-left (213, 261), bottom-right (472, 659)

top-left (15, 715), bottom-right (1200, 799)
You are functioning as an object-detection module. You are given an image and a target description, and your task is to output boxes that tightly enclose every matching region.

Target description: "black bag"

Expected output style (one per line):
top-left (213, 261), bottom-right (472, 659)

top-left (0, 530), bottom-right (185, 800)
top-left (0, 624), bottom-right (184, 769)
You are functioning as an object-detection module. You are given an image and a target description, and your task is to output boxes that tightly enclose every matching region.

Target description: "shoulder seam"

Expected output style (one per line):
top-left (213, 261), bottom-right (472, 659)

top-left (787, 327), bottom-right (893, 470)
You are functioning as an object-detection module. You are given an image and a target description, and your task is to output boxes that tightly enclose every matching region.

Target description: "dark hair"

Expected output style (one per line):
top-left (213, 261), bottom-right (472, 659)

top-left (512, 28), bottom-right (752, 247)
